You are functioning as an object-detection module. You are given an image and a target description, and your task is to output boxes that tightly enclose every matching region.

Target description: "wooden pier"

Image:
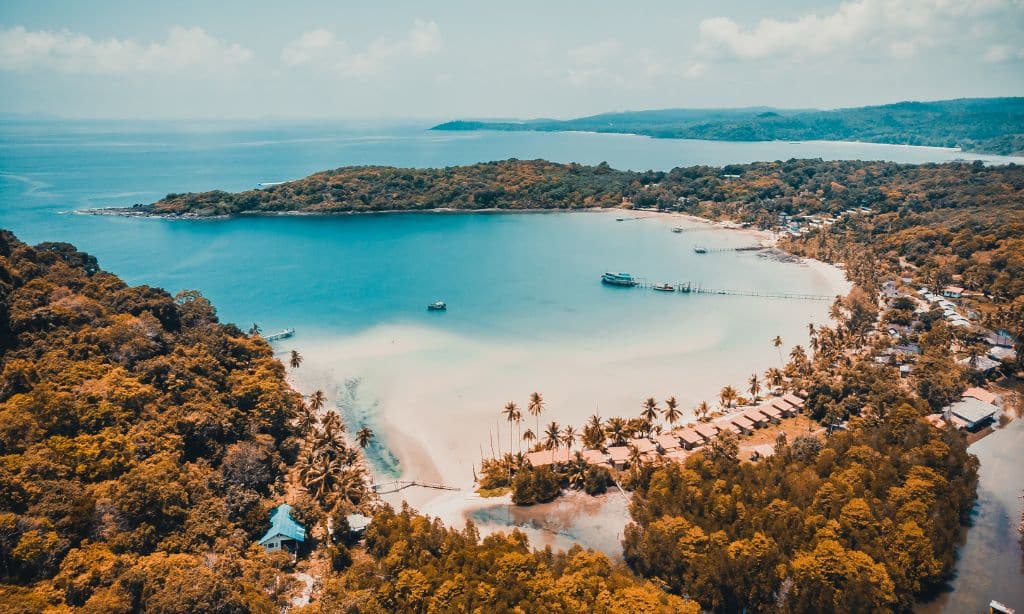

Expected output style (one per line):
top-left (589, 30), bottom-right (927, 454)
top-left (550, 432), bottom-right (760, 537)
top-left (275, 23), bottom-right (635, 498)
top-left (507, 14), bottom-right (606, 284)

top-left (624, 278), bottom-right (832, 301)
top-left (694, 245), bottom-right (767, 254)
top-left (264, 328), bottom-right (295, 342)
top-left (372, 479), bottom-right (460, 495)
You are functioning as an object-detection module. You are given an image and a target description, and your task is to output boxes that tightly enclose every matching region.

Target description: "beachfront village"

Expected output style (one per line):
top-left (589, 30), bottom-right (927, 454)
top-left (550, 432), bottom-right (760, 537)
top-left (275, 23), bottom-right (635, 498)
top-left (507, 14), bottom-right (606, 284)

top-left (472, 210), bottom-right (1018, 507)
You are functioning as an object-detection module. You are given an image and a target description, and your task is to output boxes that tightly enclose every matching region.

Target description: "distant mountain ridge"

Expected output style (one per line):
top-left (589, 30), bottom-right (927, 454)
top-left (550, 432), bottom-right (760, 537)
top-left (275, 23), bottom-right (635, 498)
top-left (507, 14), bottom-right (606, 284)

top-left (433, 97), bottom-right (1024, 155)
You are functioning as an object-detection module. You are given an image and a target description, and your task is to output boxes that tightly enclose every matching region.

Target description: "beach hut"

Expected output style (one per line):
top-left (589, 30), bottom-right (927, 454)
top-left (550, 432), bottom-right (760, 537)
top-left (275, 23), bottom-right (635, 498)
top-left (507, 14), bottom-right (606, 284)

top-left (580, 449), bottom-right (610, 467)
top-left (729, 415), bottom-right (755, 435)
top-left (742, 409), bottom-right (769, 428)
top-left (664, 449), bottom-right (690, 464)
top-left (781, 393), bottom-right (805, 411)
top-left (675, 428), bottom-right (704, 450)
top-left (526, 448), bottom-right (572, 468)
top-left (654, 433), bottom-right (682, 453)
top-left (714, 419), bottom-right (744, 436)
top-left (693, 423), bottom-right (719, 441)
top-left (766, 397), bottom-right (795, 417)
top-left (628, 437), bottom-right (658, 455)
top-left (756, 405), bottom-right (783, 423)
top-left (258, 504), bottom-right (306, 554)
top-left (607, 446), bottom-right (631, 471)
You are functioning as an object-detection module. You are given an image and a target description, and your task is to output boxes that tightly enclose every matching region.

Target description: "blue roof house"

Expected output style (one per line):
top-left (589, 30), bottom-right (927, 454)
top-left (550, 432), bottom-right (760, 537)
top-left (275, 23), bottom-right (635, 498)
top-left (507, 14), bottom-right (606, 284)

top-left (259, 504), bottom-right (306, 553)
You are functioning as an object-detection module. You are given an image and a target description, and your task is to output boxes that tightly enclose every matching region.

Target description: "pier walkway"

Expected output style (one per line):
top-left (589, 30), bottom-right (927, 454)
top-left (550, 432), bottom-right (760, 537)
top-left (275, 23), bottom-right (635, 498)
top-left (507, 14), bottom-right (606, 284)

top-left (623, 278), bottom-right (833, 301)
top-left (372, 479), bottom-right (460, 495)
top-left (265, 328), bottom-right (295, 342)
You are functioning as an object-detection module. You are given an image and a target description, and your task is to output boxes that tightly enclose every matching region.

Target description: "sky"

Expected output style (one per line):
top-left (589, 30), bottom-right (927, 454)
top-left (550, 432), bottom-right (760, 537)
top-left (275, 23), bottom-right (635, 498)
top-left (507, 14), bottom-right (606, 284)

top-left (0, 0), bottom-right (1022, 120)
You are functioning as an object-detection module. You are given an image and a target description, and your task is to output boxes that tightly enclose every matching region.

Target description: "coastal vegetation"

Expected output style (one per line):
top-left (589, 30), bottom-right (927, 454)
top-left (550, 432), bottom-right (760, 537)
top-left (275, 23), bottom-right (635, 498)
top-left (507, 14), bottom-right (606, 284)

top-left (433, 97), bottom-right (1024, 155)
top-left (0, 230), bottom-right (699, 612)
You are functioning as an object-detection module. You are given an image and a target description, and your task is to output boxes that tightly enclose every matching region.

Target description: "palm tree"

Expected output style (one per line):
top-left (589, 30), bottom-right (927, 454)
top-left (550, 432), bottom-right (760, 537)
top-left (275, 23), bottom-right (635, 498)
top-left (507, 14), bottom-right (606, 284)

top-left (296, 407), bottom-right (317, 434)
top-left (502, 402), bottom-right (520, 462)
top-left (522, 428), bottom-right (537, 449)
top-left (641, 397), bottom-right (660, 425)
top-left (748, 373), bottom-right (761, 402)
top-left (765, 367), bottom-right (785, 392)
top-left (304, 455), bottom-right (342, 502)
top-left (582, 424), bottom-right (604, 450)
top-left (289, 350), bottom-right (303, 369)
top-left (320, 410), bottom-right (343, 434)
top-left (249, 323), bottom-right (262, 336)
top-left (527, 392), bottom-right (545, 438)
top-left (308, 390), bottom-right (327, 413)
top-left (543, 421), bottom-right (561, 451)
top-left (567, 452), bottom-right (588, 489)
top-left (561, 425), bottom-right (577, 452)
top-left (719, 385), bottom-right (738, 409)
top-left (604, 417), bottom-right (629, 446)
top-left (772, 335), bottom-right (784, 365)
top-left (663, 396), bottom-right (682, 429)
top-left (356, 427), bottom-right (373, 448)
top-left (696, 400), bottom-right (711, 422)
top-left (628, 445), bottom-right (643, 469)
top-left (587, 413), bottom-right (602, 432)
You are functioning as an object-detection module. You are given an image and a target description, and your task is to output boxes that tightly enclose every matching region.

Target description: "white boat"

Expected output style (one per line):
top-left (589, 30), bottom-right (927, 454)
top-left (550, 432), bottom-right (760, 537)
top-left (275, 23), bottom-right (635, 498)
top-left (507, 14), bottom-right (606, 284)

top-left (653, 283), bottom-right (675, 292)
top-left (427, 301), bottom-right (447, 311)
top-left (602, 272), bottom-right (638, 287)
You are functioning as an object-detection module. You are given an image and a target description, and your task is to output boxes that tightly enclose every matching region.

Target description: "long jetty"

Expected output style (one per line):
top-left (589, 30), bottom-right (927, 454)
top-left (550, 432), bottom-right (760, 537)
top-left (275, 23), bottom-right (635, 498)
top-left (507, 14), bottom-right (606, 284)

top-left (265, 328), bottom-right (295, 342)
top-left (372, 479), bottom-right (460, 495)
top-left (621, 278), bottom-right (833, 301)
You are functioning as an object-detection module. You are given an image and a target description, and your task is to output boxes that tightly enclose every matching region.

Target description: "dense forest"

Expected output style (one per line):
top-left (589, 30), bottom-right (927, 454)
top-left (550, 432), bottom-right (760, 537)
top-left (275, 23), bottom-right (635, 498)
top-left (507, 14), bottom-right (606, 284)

top-left (0, 229), bottom-right (698, 612)
top-left (433, 97), bottom-right (1024, 155)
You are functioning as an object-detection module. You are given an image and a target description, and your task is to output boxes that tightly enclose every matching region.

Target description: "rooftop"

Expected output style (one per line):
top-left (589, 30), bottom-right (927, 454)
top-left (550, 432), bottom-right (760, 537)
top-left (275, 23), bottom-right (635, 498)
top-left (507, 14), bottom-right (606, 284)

top-left (259, 503), bottom-right (306, 545)
top-left (948, 397), bottom-right (998, 426)
top-left (962, 387), bottom-right (998, 405)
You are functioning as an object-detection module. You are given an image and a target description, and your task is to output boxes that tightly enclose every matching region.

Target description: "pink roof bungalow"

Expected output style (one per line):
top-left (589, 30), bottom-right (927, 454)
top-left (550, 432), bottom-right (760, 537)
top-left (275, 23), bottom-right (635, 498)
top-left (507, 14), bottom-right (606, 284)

top-left (654, 433), bottom-right (682, 452)
top-left (675, 428), bottom-right (704, 449)
top-left (693, 423), bottom-right (720, 441)
top-left (628, 437), bottom-right (658, 454)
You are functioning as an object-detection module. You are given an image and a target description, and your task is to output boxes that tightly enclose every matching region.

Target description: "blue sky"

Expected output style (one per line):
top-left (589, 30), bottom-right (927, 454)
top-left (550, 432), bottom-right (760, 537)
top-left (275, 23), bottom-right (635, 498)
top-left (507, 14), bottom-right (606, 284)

top-left (1, 0), bottom-right (1022, 119)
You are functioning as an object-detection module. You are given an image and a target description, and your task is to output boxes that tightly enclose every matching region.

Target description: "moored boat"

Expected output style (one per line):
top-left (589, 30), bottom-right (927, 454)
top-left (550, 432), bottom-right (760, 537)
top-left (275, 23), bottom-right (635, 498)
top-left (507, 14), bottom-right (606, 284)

top-left (653, 283), bottom-right (675, 292)
top-left (601, 272), bottom-right (638, 287)
top-left (671, 227), bottom-right (683, 233)
top-left (694, 247), bottom-right (707, 254)
top-left (427, 301), bottom-right (447, 311)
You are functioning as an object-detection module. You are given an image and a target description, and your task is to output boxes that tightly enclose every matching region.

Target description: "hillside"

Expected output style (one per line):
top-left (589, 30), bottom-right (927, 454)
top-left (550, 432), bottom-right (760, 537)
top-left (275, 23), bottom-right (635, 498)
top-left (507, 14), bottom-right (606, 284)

top-left (433, 98), bottom-right (1024, 155)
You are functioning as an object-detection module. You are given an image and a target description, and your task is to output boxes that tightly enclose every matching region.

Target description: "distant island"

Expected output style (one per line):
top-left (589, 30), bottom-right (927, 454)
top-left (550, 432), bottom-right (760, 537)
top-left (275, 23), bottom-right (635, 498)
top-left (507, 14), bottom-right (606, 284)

top-left (432, 97), bottom-right (1024, 156)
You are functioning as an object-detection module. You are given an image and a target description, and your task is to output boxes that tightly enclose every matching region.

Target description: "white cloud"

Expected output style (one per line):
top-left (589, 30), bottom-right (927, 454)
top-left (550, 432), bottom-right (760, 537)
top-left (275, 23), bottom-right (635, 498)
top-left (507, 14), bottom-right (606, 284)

top-left (281, 20), bottom-right (442, 77)
top-left (563, 40), bottom-right (706, 88)
top-left (0, 26), bottom-right (251, 73)
top-left (983, 43), bottom-right (1024, 62)
top-left (696, 0), bottom-right (1014, 61)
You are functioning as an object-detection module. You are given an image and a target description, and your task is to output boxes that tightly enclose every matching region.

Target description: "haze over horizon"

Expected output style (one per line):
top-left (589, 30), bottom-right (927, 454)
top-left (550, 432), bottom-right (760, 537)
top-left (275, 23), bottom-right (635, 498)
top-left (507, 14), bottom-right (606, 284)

top-left (1, 0), bottom-right (1023, 121)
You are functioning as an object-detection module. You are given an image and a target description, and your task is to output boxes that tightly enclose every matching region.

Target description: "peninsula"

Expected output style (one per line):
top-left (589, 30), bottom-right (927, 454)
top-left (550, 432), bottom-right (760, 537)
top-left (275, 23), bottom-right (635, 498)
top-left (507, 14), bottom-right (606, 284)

top-left (432, 97), bottom-right (1024, 156)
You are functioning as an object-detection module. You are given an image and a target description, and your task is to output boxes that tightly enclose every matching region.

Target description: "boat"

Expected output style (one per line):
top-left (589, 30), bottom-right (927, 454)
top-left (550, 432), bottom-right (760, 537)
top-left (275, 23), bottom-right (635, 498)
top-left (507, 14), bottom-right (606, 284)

top-left (990, 600), bottom-right (1015, 614)
top-left (427, 301), bottom-right (447, 311)
top-left (671, 227), bottom-right (683, 233)
top-left (615, 218), bottom-right (624, 222)
top-left (694, 247), bottom-right (707, 254)
top-left (601, 272), bottom-right (638, 287)
top-left (264, 328), bottom-right (295, 342)
top-left (653, 283), bottom-right (675, 292)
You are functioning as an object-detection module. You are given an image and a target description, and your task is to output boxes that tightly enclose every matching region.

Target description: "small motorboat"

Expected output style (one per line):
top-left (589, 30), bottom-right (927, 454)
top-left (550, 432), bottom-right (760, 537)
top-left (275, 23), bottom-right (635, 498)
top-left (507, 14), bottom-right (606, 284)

top-left (653, 283), bottom-right (675, 292)
top-left (671, 227), bottom-right (683, 233)
top-left (427, 301), bottom-right (447, 311)
top-left (694, 247), bottom-right (707, 254)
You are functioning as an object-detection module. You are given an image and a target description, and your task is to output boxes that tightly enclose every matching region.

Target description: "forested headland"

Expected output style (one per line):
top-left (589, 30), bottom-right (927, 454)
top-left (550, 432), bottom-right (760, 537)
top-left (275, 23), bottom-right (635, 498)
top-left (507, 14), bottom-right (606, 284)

top-left (433, 97), bottom-right (1024, 155)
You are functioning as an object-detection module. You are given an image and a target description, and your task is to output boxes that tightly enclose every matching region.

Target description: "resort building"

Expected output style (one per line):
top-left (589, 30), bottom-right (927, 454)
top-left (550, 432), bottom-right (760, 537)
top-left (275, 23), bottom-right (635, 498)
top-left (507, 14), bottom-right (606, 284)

top-left (693, 423), bottom-right (719, 441)
top-left (943, 392), bottom-right (999, 431)
top-left (729, 415), bottom-right (756, 435)
top-left (580, 449), bottom-right (610, 467)
top-left (526, 448), bottom-right (572, 468)
top-left (607, 446), bottom-right (631, 471)
top-left (742, 409), bottom-right (769, 428)
top-left (258, 503), bottom-right (306, 554)
top-left (654, 433), bottom-right (682, 453)
top-left (781, 393), bottom-right (806, 411)
top-left (756, 405), bottom-right (783, 423)
top-left (675, 428), bottom-right (705, 449)
top-left (628, 437), bottom-right (658, 455)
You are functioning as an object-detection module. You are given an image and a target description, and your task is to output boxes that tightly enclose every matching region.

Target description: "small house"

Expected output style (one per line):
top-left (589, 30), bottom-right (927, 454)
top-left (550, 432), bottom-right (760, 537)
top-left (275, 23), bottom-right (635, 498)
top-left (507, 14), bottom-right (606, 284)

top-left (756, 405), bottom-right (783, 423)
top-left (742, 409), bottom-right (768, 428)
top-left (693, 423), bottom-right (719, 441)
top-left (259, 504), bottom-right (306, 554)
top-left (781, 393), bottom-right (805, 411)
top-left (943, 286), bottom-right (964, 299)
top-left (346, 513), bottom-right (372, 536)
top-left (607, 446), bottom-right (631, 471)
top-left (675, 428), bottom-right (705, 449)
top-left (945, 397), bottom-right (997, 430)
top-left (628, 437), bottom-right (658, 455)
top-left (581, 449), bottom-right (610, 467)
top-left (654, 433), bottom-right (682, 453)
top-left (526, 448), bottom-right (572, 468)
